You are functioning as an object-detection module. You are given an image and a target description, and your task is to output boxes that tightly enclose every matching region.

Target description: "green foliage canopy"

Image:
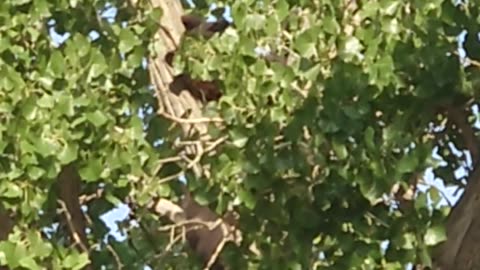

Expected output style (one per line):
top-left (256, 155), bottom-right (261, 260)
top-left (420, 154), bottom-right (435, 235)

top-left (0, 0), bottom-right (479, 269)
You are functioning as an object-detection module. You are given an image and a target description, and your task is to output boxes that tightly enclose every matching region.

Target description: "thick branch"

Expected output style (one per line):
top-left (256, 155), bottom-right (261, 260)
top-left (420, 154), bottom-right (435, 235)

top-left (433, 104), bottom-right (480, 269)
top-left (0, 209), bottom-right (13, 241)
top-left (0, 208), bottom-right (13, 270)
top-left (57, 164), bottom-right (91, 267)
top-left (433, 164), bottom-right (480, 269)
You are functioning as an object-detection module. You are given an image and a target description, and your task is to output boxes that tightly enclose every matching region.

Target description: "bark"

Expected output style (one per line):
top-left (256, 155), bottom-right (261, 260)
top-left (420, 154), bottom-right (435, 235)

top-left (57, 164), bottom-right (89, 250)
top-left (0, 210), bottom-right (13, 242)
top-left (57, 164), bottom-right (92, 269)
top-left (433, 165), bottom-right (480, 269)
top-left (0, 208), bottom-right (13, 270)
top-left (149, 0), bottom-right (207, 137)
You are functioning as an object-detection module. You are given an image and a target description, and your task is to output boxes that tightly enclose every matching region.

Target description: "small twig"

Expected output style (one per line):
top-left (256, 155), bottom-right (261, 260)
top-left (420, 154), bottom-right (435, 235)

top-left (79, 189), bottom-right (104, 204)
top-left (106, 244), bottom-right (124, 270)
top-left (186, 141), bottom-right (204, 169)
top-left (157, 170), bottom-right (184, 185)
top-left (204, 136), bottom-right (228, 152)
top-left (164, 229), bottom-right (186, 252)
top-left (365, 212), bottom-right (389, 228)
top-left (175, 139), bottom-right (203, 146)
top-left (274, 141), bottom-right (292, 150)
top-left (468, 58), bottom-right (480, 68)
top-left (83, 210), bottom-right (124, 269)
top-left (156, 156), bottom-right (183, 165)
top-left (150, 219), bottom-right (224, 264)
top-left (153, 156), bottom-right (184, 176)
top-left (452, 50), bottom-right (480, 68)
top-left (291, 82), bottom-right (308, 98)
top-left (150, 136), bottom-right (227, 186)
top-left (58, 200), bottom-right (89, 254)
top-left (157, 218), bottom-right (222, 232)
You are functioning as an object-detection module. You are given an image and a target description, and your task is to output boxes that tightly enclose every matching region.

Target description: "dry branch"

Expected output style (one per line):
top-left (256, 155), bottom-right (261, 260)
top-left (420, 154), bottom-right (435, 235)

top-left (58, 200), bottom-right (89, 254)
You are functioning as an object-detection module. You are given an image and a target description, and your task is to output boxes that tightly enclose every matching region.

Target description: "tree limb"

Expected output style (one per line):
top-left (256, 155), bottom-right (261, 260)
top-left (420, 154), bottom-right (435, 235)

top-left (57, 164), bottom-right (91, 269)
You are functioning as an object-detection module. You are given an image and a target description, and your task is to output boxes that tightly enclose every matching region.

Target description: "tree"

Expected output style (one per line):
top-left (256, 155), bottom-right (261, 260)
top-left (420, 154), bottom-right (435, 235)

top-left (1, 0), bottom-right (480, 269)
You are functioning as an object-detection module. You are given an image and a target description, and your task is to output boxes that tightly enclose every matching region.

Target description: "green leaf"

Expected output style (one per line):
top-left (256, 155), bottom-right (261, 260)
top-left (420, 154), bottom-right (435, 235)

top-left (4, 66), bottom-right (26, 90)
top-left (397, 154), bottom-right (418, 173)
top-left (86, 111), bottom-right (109, 127)
top-left (245, 14), bottom-right (266, 31)
top-left (229, 128), bottom-right (249, 148)
top-left (37, 76), bottom-right (54, 89)
top-left (364, 126), bottom-right (375, 150)
top-left (275, 0), bottom-right (289, 21)
top-left (19, 256), bottom-right (40, 270)
top-left (424, 226), bottom-right (447, 246)
top-left (400, 232), bottom-right (416, 250)
top-left (63, 252), bottom-right (90, 270)
top-left (105, 192), bottom-right (122, 205)
top-left (21, 97), bottom-right (38, 120)
top-left (155, 183), bottom-right (171, 197)
top-left (71, 34), bottom-right (91, 58)
top-left (339, 36), bottom-right (363, 61)
top-left (79, 158), bottom-right (103, 182)
top-left (0, 241), bottom-right (18, 268)
top-left (27, 166), bottom-right (46, 180)
top-left (1, 182), bottom-right (23, 198)
top-left (57, 93), bottom-right (75, 116)
top-left (88, 52), bottom-right (107, 79)
top-left (237, 188), bottom-right (256, 210)
top-left (118, 28), bottom-right (141, 54)
top-left (148, 7), bottom-right (163, 22)
top-left (323, 15), bottom-right (340, 35)
top-left (33, 0), bottom-right (51, 18)
top-left (48, 51), bottom-right (66, 76)
top-left (232, 2), bottom-right (247, 28)
top-left (332, 141), bottom-right (348, 160)
top-left (37, 94), bottom-right (54, 109)
top-left (303, 64), bottom-right (321, 81)
top-left (358, 174), bottom-right (383, 204)
top-left (381, 1), bottom-right (401, 16)
top-left (27, 231), bottom-right (53, 258)
top-left (33, 138), bottom-right (59, 157)
top-left (429, 187), bottom-right (442, 205)
top-left (58, 142), bottom-right (78, 164)
top-left (294, 31), bottom-right (316, 57)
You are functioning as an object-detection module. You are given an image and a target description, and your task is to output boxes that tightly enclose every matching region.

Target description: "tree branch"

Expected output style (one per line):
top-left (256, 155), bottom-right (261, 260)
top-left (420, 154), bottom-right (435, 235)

top-left (57, 164), bottom-right (91, 269)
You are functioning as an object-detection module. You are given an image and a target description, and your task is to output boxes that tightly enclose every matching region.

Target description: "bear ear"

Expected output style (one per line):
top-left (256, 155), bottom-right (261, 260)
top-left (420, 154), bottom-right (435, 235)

top-left (181, 14), bottom-right (230, 39)
top-left (181, 14), bottom-right (204, 31)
